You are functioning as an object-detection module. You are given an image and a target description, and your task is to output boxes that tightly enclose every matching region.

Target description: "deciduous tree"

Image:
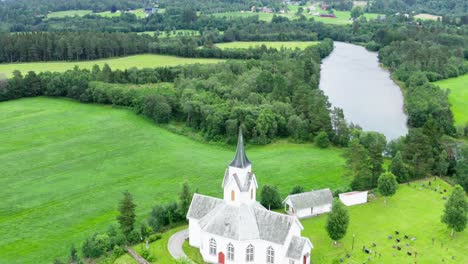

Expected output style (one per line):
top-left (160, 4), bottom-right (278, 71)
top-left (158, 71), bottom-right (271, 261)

top-left (441, 185), bottom-right (467, 237)
top-left (326, 199), bottom-right (349, 243)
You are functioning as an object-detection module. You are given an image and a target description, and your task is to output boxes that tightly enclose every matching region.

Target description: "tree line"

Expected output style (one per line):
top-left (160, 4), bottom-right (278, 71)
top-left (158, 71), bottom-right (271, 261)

top-left (0, 40), bottom-right (339, 145)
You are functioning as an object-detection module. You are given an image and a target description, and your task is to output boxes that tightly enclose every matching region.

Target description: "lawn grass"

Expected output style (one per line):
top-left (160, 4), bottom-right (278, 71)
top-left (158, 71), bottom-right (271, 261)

top-left (183, 240), bottom-right (206, 264)
top-left (95, 9), bottom-right (147, 18)
top-left (302, 178), bottom-right (467, 263)
top-left (46, 10), bottom-right (92, 18)
top-left (214, 41), bottom-right (319, 50)
top-left (0, 54), bottom-right (224, 78)
top-left (0, 97), bottom-right (346, 264)
top-left (434, 74), bottom-right (468, 126)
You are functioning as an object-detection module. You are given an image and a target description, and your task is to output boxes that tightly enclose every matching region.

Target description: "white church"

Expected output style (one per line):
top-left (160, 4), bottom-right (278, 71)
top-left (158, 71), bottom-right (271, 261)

top-left (187, 130), bottom-right (313, 264)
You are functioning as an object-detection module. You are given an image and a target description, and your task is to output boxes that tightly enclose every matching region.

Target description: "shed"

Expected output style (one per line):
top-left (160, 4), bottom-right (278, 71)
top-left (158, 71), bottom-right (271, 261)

top-left (283, 188), bottom-right (333, 219)
top-left (339, 191), bottom-right (368, 206)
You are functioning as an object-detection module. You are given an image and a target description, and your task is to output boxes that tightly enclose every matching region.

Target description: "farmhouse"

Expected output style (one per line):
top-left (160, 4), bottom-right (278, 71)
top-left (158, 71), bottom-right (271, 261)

top-left (283, 189), bottom-right (333, 219)
top-left (187, 130), bottom-right (313, 264)
top-left (339, 191), bottom-right (368, 206)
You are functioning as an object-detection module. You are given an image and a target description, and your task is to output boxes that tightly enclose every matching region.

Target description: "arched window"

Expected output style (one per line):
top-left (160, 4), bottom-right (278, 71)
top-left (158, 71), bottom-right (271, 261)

top-left (246, 244), bottom-right (254, 262)
top-left (251, 189), bottom-right (254, 200)
top-left (227, 243), bottom-right (234, 261)
top-left (209, 238), bottom-right (217, 255)
top-left (231, 190), bottom-right (235, 201)
top-left (266, 246), bottom-right (275, 263)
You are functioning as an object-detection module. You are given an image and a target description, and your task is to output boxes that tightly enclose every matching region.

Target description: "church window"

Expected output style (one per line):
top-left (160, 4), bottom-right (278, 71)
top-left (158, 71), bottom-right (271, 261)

top-left (267, 246), bottom-right (275, 263)
top-left (251, 189), bottom-right (254, 200)
top-left (246, 244), bottom-right (254, 262)
top-left (209, 238), bottom-right (217, 255)
top-left (227, 243), bottom-right (234, 261)
top-left (231, 190), bottom-right (235, 201)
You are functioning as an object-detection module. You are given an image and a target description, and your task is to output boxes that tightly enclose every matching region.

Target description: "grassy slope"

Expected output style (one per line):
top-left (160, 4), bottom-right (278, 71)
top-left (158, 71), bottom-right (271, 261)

top-left (47, 10), bottom-right (92, 18)
top-left (95, 9), bottom-right (147, 19)
top-left (0, 54), bottom-right (224, 78)
top-left (214, 41), bottom-right (318, 50)
top-left (0, 97), bottom-right (346, 264)
top-left (303, 179), bottom-right (467, 263)
top-left (434, 74), bottom-right (468, 126)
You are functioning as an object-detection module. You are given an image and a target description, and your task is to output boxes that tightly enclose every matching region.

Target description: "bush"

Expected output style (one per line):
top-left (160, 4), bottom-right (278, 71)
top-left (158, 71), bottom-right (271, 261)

top-left (260, 185), bottom-right (282, 209)
top-left (315, 131), bottom-right (330, 148)
top-left (82, 233), bottom-right (110, 258)
top-left (148, 233), bottom-right (162, 243)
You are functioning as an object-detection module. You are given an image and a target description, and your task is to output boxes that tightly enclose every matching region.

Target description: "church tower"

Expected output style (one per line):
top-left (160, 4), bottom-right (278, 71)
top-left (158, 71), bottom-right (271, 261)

top-left (222, 128), bottom-right (258, 205)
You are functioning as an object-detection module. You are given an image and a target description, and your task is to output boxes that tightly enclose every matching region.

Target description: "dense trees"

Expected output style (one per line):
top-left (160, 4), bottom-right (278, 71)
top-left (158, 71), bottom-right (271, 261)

top-left (0, 32), bottom-right (153, 63)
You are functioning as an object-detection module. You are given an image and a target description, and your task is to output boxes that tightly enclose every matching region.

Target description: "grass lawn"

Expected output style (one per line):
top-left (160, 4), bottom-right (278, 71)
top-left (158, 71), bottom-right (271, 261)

top-left (46, 10), bottom-right (92, 18)
top-left (95, 9), bottom-right (147, 19)
top-left (183, 240), bottom-right (206, 264)
top-left (214, 41), bottom-right (318, 50)
top-left (434, 74), bottom-right (468, 126)
top-left (302, 178), bottom-right (467, 263)
top-left (0, 97), bottom-right (346, 264)
top-left (0, 54), bottom-right (224, 78)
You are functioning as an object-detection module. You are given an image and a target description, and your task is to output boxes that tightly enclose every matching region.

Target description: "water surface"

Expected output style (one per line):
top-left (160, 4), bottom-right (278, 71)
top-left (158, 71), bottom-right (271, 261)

top-left (320, 42), bottom-right (408, 140)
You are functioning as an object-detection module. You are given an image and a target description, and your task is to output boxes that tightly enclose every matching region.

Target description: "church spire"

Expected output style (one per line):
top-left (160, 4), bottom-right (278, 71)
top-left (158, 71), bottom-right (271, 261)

top-left (229, 127), bottom-right (251, 168)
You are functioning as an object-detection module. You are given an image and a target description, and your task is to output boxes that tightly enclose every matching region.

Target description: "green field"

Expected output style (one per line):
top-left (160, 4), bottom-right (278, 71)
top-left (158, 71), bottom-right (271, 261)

top-left (47, 10), bottom-right (92, 18)
top-left (95, 9), bottom-right (147, 18)
top-left (303, 179), bottom-right (467, 263)
top-left (435, 74), bottom-right (468, 126)
top-left (211, 5), bottom-right (380, 25)
top-left (215, 41), bottom-right (319, 50)
top-left (0, 54), bottom-right (224, 78)
top-left (0, 97), bottom-right (346, 263)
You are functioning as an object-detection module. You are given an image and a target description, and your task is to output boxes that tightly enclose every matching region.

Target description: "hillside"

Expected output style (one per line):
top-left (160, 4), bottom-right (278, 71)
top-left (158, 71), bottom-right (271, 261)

top-left (0, 97), bottom-right (346, 263)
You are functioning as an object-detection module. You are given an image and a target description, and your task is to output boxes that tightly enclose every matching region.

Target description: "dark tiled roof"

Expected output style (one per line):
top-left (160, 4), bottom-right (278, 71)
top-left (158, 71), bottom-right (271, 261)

top-left (230, 128), bottom-right (251, 168)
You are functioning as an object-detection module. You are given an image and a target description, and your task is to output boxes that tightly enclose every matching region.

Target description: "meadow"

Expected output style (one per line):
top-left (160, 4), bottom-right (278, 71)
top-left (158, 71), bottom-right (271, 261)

top-left (302, 179), bottom-right (467, 263)
top-left (435, 74), bottom-right (468, 126)
top-left (46, 10), bottom-right (92, 18)
top-left (0, 54), bottom-right (224, 77)
top-left (214, 41), bottom-right (318, 50)
top-left (95, 9), bottom-right (147, 18)
top-left (211, 4), bottom-right (381, 25)
top-left (0, 97), bottom-right (346, 264)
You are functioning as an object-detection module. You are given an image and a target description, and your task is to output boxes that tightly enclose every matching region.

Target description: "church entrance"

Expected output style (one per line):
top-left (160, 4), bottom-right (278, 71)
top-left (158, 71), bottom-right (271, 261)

top-left (303, 255), bottom-right (307, 264)
top-left (218, 252), bottom-right (225, 264)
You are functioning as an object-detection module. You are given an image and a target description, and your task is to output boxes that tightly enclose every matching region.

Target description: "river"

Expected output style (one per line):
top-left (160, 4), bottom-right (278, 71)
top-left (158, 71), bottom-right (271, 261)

top-left (319, 42), bottom-right (408, 141)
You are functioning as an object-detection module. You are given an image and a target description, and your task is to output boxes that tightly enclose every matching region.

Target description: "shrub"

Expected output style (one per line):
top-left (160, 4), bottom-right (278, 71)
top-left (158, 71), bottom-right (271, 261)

top-left (148, 233), bottom-right (162, 243)
top-left (315, 131), bottom-right (330, 148)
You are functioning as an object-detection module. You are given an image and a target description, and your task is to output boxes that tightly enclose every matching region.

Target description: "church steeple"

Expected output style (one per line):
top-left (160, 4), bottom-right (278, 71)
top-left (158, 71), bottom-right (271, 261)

top-left (229, 128), bottom-right (251, 168)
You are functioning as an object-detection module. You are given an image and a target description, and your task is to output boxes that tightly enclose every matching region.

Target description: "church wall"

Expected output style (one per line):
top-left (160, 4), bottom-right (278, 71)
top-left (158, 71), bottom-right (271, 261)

top-left (188, 218), bottom-right (201, 247)
top-left (199, 231), bottom-right (288, 264)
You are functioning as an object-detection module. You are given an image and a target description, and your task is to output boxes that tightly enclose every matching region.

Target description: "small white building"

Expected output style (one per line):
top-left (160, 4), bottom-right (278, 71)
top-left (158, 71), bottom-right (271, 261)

top-left (187, 129), bottom-right (313, 264)
top-left (283, 189), bottom-right (333, 219)
top-left (339, 191), bottom-right (368, 206)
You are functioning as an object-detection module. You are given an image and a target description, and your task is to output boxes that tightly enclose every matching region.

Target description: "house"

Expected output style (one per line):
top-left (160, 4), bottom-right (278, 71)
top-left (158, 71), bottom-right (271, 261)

top-left (283, 189), bottom-right (333, 219)
top-left (320, 13), bottom-right (336, 18)
top-left (144, 7), bottom-right (156, 15)
top-left (321, 4), bottom-right (329, 10)
top-left (187, 129), bottom-right (313, 264)
top-left (339, 191), bottom-right (368, 206)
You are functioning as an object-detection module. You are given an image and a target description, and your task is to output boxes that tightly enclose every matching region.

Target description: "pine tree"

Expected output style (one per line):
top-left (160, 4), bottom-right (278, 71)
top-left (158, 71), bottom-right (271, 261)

top-left (389, 151), bottom-right (407, 183)
top-left (441, 185), bottom-right (467, 237)
top-left (326, 199), bottom-right (350, 243)
top-left (345, 138), bottom-right (372, 190)
top-left (378, 172), bottom-right (398, 204)
top-left (178, 181), bottom-right (192, 218)
top-left (117, 191), bottom-right (136, 238)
